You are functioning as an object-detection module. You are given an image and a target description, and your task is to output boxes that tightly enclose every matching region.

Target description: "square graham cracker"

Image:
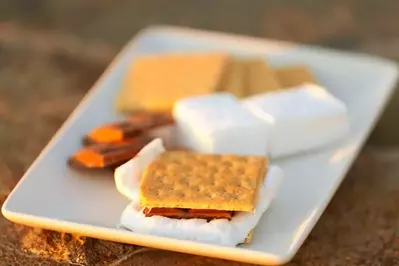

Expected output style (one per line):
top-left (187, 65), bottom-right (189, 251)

top-left (115, 52), bottom-right (231, 112)
top-left (274, 65), bottom-right (318, 88)
top-left (216, 57), bottom-right (246, 98)
top-left (245, 59), bottom-right (282, 96)
top-left (139, 151), bottom-right (268, 212)
top-left (218, 58), bottom-right (282, 98)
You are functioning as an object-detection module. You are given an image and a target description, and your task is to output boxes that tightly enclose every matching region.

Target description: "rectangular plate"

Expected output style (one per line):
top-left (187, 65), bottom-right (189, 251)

top-left (2, 26), bottom-right (398, 265)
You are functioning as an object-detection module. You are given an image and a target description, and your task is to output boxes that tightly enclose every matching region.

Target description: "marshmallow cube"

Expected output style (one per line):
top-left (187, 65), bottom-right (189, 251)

top-left (243, 84), bottom-right (350, 158)
top-left (173, 93), bottom-right (269, 156)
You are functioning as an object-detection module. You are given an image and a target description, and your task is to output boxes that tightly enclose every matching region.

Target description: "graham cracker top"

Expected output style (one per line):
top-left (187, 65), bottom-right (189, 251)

top-left (139, 151), bottom-right (268, 212)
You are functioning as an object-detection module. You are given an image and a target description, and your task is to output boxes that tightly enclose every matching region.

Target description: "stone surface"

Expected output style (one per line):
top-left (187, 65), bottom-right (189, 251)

top-left (1, 1), bottom-right (399, 265)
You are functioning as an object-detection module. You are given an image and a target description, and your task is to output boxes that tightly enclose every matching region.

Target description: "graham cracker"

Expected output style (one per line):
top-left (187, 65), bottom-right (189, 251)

top-left (274, 65), bottom-right (317, 88)
top-left (140, 151), bottom-right (268, 212)
top-left (245, 59), bottom-right (281, 96)
top-left (115, 52), bottom-right (230, 112)
top-left (217, 58), bottom-right (246, 98)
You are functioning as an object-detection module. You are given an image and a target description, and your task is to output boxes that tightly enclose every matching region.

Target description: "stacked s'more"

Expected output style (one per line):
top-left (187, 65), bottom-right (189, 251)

top-left (115, 139), bottom-right (283, 246)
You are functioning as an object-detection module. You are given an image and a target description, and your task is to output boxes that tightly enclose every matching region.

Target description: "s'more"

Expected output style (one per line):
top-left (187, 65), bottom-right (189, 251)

top-left (115, 139), bottom-right (283, 246)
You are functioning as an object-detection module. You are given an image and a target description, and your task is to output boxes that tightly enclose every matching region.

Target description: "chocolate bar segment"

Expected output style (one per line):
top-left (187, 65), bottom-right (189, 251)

top-left (68, 136), bottom-right (152, 170)
top-left (84, 122), bottom-right (140, 145)
top-left (143, 207), bottom-right (233, 221)
top-left (128, 111), bottom-right (174, 128)
top-left (83, 111), bottom-right (174, 146)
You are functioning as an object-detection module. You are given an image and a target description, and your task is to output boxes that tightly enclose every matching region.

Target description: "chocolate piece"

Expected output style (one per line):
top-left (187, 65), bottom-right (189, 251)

top-left (143, 207), bottom-right (233, 221)
top-left (68, 137), bottom-right (152, 170)
top-left (83, 111), bottom-right (174, 146)
top-left (129, 111), bottom-right (174, 128)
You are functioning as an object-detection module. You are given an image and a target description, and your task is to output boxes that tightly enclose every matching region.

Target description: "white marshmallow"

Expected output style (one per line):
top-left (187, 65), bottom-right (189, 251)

top-left (173, 93), bottom-right (269, 156)
top-left (115, 139), bottom-right (283, 246)
top-left (242, 84), bottom-right (350, 158)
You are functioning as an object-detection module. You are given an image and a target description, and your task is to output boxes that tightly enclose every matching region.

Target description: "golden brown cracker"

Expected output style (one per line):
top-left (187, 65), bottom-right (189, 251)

top-left (245, 59), bottom-right (281, 96)
top-left (140, 152), bottom-right (268, 212)
top-left (217, 58), bottom-right (246, 98)
top-left (115, 52), bottom-right (230, 112)
top-left (274, 65), bottom-right (317, 88)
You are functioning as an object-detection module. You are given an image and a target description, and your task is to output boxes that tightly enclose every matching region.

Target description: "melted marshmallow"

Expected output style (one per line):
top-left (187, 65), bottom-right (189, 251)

top-left (115, 138), bottom-right (283, 246)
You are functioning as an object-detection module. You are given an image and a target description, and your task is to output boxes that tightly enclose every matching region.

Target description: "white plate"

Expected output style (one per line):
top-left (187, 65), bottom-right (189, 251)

top-left (2, 26), bottom-right (398, 265)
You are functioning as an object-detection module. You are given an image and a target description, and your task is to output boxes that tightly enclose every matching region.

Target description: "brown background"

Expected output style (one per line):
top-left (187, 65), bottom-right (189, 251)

top-left (0, 1), bottom-right (399, 265)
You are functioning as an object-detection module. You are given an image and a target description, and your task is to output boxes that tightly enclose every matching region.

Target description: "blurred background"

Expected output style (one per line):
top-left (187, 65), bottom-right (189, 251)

top-left (1, 1), bottom-right (399, 161)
